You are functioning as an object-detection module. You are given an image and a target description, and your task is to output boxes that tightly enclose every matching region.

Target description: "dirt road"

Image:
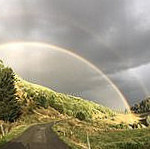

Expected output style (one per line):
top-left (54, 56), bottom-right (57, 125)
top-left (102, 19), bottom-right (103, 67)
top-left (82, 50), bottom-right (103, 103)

top-left (1, 123), bottom-right (70, 149)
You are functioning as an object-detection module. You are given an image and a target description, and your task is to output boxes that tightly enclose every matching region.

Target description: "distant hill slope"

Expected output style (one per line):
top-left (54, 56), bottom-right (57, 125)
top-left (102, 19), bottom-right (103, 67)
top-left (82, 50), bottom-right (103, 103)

top-left (16, 78), bottom-right (114, 121)
top-left (0, 60), bottom-right (114, 122)
top-left (131, 97), bottom-right (150, 113)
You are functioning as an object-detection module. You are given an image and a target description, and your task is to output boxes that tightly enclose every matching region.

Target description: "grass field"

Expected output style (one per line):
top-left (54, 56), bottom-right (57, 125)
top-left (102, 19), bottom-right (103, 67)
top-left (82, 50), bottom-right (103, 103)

top-left (53, 119), bottom-right (150, 149)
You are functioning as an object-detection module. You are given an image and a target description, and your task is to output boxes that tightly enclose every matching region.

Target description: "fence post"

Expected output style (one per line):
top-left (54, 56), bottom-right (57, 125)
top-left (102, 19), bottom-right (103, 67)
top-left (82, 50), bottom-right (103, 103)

top-left (87, 132), bottom-right (91, 149)
top-left (0, 124), bottom-right (5, 137)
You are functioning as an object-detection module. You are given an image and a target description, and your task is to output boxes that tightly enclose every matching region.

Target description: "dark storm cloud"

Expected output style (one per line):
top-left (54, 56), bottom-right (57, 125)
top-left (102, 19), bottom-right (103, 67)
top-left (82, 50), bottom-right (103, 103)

top-left (109, 64), bottom-right (150, 104)
top-left (0, 0), bottom-right (150, 103)
top-left (1, 0), bottom-right (150, 74)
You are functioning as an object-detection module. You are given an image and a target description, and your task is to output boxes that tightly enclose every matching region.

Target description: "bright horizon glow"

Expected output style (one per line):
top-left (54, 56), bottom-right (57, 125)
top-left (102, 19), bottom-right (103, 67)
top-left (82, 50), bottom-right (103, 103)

top-left (0, 41), bottom-right (130, 110)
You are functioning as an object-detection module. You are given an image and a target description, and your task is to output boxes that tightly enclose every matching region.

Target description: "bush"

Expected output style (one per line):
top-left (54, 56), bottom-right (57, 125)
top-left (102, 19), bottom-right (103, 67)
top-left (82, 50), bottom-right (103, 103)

top-left (0, 61), bottom-right (21, 122)
top-left (36, 94), bottom-right (49, 109)
top-left (76, 111), bottom-right (86, 121)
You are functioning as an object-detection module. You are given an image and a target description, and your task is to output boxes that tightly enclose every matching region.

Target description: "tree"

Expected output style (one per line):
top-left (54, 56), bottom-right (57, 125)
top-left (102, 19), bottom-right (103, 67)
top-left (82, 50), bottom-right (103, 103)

top-left (0, 61), bottom-right (21, 122)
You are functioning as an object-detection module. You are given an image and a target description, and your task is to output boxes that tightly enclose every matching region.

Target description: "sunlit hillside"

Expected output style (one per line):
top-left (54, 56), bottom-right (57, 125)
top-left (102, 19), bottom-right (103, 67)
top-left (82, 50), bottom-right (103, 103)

top-left (1, 60), bottom-right (149, 149)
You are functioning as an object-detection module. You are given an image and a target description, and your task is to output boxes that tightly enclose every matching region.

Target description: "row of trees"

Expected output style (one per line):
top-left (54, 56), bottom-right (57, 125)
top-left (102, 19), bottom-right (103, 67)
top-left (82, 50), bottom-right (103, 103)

top-left (131, 97), bottom-right (150, 113)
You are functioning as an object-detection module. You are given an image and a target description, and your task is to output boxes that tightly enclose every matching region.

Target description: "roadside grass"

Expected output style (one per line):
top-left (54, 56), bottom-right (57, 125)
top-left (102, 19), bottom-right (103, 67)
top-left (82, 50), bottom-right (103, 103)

top-left (89, 128), bottom-right (150, 149)
top-left (0, 125), bottom-right (29, 147)
top-left (53, 119), bottom-right (150, 149)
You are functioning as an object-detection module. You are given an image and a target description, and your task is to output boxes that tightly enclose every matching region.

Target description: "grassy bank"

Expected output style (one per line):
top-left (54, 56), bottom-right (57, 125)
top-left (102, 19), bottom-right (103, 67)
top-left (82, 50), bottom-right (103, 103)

top-left (0, 125), bottom-right (29, 147)
top-left (53, 119), bottom-right (150, 149)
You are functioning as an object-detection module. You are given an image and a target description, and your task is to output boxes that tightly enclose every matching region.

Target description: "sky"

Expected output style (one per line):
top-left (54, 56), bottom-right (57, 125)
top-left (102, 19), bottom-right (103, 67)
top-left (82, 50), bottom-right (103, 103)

top-left (0, 43), bottom-right (128, 110)
top-left (0, 0), bottom-right (150, 106)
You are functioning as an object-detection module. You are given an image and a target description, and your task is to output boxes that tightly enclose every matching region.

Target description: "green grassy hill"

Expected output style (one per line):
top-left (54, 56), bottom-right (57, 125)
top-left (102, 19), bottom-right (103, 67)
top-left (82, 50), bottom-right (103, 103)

top-left (0, 60), bottom-right (114, 123)
top-left (16, 77), bottom-right (114, 121)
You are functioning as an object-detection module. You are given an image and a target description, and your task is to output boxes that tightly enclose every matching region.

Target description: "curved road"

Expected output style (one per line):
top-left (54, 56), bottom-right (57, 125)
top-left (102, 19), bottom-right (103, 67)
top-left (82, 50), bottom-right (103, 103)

top-left (1, 123), bottom-right (70, 149)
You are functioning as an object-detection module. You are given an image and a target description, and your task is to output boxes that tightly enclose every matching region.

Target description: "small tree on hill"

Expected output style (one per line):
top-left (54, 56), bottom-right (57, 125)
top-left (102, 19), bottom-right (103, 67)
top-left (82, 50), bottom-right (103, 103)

top-left (0, 61), bottom-right (21, 122)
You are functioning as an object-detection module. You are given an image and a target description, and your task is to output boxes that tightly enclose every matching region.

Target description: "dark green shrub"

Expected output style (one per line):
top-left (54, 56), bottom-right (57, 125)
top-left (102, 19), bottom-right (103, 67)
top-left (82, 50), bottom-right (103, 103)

top-left (36, 94), bottom-right (49, 109)
top-left (76, 111), bottom-right (86, 121)
top-left (0, 61), bottom-right (21, 122)
top-left (49, 94), bottom-right (56, 107)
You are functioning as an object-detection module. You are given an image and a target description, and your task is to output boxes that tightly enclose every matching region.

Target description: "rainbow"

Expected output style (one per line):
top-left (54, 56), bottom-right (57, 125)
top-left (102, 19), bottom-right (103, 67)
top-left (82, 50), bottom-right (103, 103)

top-left (0, 41), bottom-right (130, 110)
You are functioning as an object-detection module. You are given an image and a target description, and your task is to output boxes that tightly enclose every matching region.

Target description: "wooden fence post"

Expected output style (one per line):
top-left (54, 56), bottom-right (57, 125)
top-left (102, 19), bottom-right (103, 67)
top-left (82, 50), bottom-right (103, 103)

top-left (0, 124), bottom-right (5, 137)
top-left (87, 132), bottom-right (91, 149)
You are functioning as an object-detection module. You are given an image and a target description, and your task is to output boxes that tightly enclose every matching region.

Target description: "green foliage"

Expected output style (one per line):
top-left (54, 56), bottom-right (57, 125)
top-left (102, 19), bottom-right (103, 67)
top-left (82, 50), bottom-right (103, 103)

top-left (131, 97), bottom-right (150, 113)
top-left (0, 125), bottom-right (29, 147)
top-left (0, 61), bottom-right (21, 122)
top-left (76, 111), bottom-right (86, 121)
top-left (17, 79), bottom-right (114, 121)
top-left (53, 120), bottom-right (150, 149)
top-left (35, 92), bottom-right (49, 109)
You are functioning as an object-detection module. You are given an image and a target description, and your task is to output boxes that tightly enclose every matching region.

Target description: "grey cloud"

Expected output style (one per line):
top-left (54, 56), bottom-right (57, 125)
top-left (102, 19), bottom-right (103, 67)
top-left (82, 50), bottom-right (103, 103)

top-left (0, 0), bottom-right (150, 105)
top-left (0, 45), bottom-right (127, 110)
